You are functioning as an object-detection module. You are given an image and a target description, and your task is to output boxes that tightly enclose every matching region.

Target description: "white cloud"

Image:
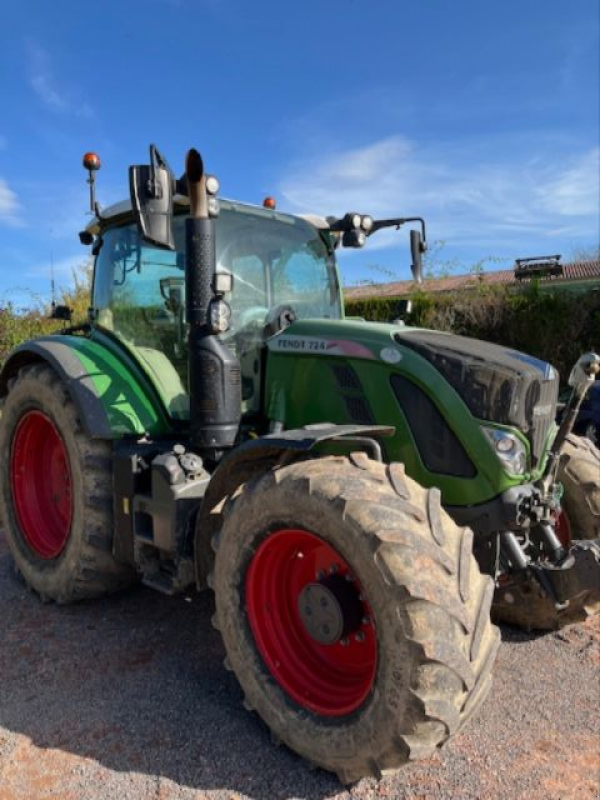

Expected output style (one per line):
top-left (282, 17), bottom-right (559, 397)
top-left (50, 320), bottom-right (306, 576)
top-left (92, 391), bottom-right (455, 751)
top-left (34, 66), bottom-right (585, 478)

top-left (27, 43), bottom-right (68, 112)
top-left (0, 178), bottom-right (23, 227)
top-left (278, 136), bottom-right (600, 252)
top-left (26, 42), bottom-right (94, 118)
top-left (536, 148), bottom-right (600, 217)
top-left (25, 253), bottom-right (86, 280)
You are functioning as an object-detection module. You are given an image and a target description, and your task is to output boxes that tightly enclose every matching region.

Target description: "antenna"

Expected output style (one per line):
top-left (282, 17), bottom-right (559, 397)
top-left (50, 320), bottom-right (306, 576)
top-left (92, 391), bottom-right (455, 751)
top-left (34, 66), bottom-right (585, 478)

top-left (50, 249), bottom-right (56, 313)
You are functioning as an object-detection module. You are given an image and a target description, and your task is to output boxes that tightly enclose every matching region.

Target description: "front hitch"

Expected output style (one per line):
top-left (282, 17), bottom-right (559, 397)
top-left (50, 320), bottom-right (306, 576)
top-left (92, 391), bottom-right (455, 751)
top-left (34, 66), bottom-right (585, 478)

top-left (494, 540), bottom-right (600, 631)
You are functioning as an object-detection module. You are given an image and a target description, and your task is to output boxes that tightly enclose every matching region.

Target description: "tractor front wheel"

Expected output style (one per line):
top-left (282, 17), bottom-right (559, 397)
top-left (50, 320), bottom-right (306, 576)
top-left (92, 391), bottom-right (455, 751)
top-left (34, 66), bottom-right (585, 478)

top-left (212, 455), bottom-right (499, 782)
top-left (0, 364), bottom-right (135, 603)
top-left (557, 434), bottom-right (600, 541)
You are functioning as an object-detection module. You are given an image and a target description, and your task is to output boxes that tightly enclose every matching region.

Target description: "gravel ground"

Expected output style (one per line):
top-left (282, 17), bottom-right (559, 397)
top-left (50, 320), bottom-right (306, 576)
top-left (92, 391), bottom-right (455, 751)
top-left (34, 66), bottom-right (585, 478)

top-left (1, 530), bottom-right (599, 800)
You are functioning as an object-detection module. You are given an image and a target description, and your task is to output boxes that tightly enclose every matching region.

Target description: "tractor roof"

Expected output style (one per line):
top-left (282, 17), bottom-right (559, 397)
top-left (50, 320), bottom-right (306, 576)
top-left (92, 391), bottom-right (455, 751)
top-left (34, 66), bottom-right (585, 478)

top-left (84, 196), bottom-right (329, 236)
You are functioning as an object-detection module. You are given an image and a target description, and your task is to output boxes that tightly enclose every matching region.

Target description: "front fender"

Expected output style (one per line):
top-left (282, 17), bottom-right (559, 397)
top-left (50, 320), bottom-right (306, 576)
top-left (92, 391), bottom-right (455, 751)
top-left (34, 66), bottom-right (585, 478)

top-left (193, 423), bottom-right (394, 588)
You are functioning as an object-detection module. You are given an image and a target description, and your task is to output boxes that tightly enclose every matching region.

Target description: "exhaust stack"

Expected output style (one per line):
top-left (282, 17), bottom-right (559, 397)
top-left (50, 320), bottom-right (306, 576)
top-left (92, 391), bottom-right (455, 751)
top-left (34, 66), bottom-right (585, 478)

top-left (184, 149), bottom-right (241, 460)
top-left (129, 144), bottom-right (241, 461)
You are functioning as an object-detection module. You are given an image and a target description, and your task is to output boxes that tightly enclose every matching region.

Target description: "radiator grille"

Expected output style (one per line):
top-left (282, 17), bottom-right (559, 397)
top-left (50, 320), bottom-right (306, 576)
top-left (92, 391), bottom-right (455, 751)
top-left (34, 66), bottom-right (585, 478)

top-left (530, 378), bottom-right (559, 466)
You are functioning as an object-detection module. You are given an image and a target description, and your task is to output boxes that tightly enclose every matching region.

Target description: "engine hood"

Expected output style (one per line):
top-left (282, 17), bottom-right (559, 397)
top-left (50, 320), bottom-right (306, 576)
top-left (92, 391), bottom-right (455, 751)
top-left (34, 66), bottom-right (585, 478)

top-left (267, 319), bottom-right (559, 467)
top-left (394, 328), bottom-right (559, 435)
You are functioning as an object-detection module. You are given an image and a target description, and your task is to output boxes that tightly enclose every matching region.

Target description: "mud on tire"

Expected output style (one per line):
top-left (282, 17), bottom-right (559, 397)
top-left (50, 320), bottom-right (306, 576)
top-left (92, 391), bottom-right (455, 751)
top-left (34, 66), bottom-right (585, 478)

top-left (558, 434), bottom-right (600, 541)
top-left (212, 454), bottom-right (500, 783)
top-left (0, 364), bottom-right (136, 603)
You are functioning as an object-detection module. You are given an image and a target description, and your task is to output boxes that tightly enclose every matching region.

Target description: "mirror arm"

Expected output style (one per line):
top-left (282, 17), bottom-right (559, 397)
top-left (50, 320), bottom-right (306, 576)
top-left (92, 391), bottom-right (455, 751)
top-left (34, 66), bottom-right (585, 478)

top-left (370, 216), bottom-right (427, 245)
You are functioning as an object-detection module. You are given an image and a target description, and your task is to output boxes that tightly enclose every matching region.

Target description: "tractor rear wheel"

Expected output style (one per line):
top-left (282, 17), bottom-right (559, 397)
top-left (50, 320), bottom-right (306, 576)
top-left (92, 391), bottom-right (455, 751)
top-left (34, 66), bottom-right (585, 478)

top-left (0, 364), bottom-right (135, 602)
top-left (212, 454), bottom-right (499, 783)
top-left (557, 434), bottom-right (600, 541)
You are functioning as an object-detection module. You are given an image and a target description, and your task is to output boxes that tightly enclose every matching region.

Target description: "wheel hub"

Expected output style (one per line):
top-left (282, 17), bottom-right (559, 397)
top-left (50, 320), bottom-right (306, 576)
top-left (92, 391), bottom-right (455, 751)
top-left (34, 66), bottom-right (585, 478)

top-left (298, 576), bottom-right (363, 645)
top-left (245, 528), bottom-right (377, 716)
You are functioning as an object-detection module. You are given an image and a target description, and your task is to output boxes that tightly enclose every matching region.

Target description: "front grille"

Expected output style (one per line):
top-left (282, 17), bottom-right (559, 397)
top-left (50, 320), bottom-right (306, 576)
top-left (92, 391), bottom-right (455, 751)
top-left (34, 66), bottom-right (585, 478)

top-left (530, 378), bottom-right (559, 466)
top-left (396, 330), bottom-right (559, 467)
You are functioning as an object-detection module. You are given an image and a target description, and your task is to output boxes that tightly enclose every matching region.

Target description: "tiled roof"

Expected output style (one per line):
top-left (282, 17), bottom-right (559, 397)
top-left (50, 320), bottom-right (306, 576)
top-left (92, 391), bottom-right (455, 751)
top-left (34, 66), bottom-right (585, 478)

top-left (344, 260), bottom-right (600, 300)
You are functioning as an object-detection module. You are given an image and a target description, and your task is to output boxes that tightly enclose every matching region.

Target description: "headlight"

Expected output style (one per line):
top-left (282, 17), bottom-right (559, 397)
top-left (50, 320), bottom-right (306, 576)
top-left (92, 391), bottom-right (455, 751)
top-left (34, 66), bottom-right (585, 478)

top-left (209, 298), bottom-right (232, 333)
top-left (481, 426), bottom-right (528, 475)
top-left (361, 215), bottom-right (374, 232)
top-left (205, 174), bottom-right (220, 196)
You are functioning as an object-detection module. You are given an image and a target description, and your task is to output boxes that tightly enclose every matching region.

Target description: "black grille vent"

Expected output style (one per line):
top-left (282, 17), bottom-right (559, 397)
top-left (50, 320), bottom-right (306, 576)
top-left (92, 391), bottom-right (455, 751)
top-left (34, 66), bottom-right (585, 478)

top-left (330, 364), bottom-right (374, 425)
top-left (343, 396), bottom-right (375, 425)
top-left (391, 374), bottom-right (476, 479)
top-left (332, 364), bottom-right (363, 391)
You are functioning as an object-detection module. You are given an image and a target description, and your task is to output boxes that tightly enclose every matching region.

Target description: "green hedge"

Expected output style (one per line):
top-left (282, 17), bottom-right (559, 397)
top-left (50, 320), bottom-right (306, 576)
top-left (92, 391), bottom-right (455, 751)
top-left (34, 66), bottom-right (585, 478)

top-left (0, 308), bottom-right (63, 368)
top-left (0, 264), bottom-right (92, 370)
top-left (345, 284), bottom-right (600, 382)
top-left (3, 282), bottom-right (599, 387)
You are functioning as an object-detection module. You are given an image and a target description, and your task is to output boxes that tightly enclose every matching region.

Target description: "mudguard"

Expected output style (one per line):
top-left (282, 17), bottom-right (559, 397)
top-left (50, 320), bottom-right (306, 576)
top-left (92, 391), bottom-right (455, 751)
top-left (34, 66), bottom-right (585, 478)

top-left (0, 336), bottom-right (172, 439)
top-left (194, 423), bottom-right (394, 588)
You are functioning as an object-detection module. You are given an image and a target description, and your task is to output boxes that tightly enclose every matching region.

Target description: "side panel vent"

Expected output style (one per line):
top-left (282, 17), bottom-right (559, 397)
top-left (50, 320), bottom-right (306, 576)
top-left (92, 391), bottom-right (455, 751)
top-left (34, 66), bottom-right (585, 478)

top-left (330, 364), bottom-right (374, 425)
top-left (332, 364), bottom-right (363, 391)
top-left (343, 396), bottom-right (375, 425)
top-left (391, 374), bottom-right (476, 479)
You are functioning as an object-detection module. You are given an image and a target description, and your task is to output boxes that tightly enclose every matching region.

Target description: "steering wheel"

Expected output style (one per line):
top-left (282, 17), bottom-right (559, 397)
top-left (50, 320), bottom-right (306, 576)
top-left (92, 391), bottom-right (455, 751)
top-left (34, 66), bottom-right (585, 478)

top-left (235, 305), bottom-right (270, 331)
top-left (263, 304), bottom-right (297, 338)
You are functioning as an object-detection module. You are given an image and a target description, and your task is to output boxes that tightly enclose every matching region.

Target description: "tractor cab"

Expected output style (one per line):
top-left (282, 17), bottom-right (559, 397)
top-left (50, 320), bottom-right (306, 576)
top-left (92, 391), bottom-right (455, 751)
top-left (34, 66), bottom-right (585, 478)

top-left (88, 200), bottom-right (342, 418)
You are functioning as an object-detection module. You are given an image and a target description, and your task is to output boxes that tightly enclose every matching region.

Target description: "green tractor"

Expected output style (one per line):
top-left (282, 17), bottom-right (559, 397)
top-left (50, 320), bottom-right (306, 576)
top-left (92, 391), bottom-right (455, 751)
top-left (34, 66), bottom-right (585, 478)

top-left (0, 146), bottom-right (598, 783)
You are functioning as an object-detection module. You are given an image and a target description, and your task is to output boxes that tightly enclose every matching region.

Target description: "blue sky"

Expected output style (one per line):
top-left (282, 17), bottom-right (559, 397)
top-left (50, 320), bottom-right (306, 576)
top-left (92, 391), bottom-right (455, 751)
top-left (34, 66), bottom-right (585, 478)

top-left (0, 0), bottom-right (598, 309)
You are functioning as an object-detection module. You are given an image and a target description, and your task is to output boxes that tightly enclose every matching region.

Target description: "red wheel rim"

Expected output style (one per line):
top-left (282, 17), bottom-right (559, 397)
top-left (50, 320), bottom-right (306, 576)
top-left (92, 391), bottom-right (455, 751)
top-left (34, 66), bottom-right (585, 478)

top-left (245, 529), bottom-right (377, 717)
top-left (555, 509), bottom-right (572, 548)
top-left (10, 410), bottom-right (73, 559)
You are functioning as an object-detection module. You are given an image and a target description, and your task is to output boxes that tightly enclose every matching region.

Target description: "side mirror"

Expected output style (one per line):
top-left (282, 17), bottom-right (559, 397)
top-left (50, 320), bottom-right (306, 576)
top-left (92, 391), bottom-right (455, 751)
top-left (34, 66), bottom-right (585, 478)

top-left (50, 304), bottom-right (73, 322)
top-left (129, 145), bottom-right (175, 250)
top-left (568, 352), bottom-right (600, 394)
top-left (410, 229), bottom-right (425, 285)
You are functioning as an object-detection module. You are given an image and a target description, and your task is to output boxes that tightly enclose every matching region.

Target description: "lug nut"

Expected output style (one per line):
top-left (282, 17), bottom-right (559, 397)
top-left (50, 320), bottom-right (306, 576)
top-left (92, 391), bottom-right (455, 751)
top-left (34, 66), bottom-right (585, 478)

top-left (362, 615), bottom-right (371, 625)
top-left (340, 637), bottom-right (350, 647)
top-left (355, 631), bottom-right (365, 642)
top-left (329, 563), bottom-right (339, 574)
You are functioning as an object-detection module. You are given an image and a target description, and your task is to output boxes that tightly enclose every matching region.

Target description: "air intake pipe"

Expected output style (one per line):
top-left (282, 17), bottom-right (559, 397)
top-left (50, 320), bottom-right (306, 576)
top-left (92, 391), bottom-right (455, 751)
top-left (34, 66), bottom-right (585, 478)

top-left (184, 149), bottom-right (241, 460)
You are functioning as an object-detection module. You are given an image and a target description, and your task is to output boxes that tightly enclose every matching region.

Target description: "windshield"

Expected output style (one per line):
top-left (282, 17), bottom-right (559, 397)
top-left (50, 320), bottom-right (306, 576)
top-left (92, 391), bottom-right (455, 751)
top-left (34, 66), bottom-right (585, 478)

top-left (211, 207), bottom-right (340, 330)
top-left (92, 204), bottom-right (341, 417)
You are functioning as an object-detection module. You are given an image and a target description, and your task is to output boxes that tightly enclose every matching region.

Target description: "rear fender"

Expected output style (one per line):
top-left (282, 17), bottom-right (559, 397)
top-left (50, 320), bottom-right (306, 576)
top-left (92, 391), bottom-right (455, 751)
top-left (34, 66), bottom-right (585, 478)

top-left (0, 336), bottom-right (171, 439)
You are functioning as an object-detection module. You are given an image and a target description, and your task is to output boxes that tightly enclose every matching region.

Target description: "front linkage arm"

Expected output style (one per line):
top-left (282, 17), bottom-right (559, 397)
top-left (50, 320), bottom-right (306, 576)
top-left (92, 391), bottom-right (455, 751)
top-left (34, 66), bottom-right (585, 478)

top-left (541, 352), bottom-right (600, 492)
top-left (494, 353), bottom-right (600, 629)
